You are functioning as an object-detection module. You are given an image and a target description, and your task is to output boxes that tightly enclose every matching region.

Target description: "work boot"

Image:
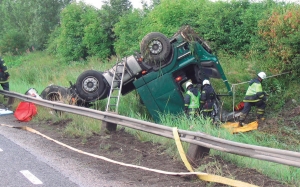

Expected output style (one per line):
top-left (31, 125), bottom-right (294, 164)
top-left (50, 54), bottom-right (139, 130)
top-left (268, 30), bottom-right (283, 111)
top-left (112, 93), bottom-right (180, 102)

top-left (238, 113), bottom-right (246, 126)
top-left (238, 121), bottom-right (245, 127)
top-left (257, 117), bottom-right (265, 130)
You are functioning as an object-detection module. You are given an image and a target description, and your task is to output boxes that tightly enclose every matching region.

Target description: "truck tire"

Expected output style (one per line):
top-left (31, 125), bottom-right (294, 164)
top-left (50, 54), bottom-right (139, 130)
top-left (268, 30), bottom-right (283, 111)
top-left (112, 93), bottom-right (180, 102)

top-left (140, 32), bottom-right (171, 66)
top-left (40, 85), bottom-right (68, 101)
top-left (75, 70), bottom-right (108, 102)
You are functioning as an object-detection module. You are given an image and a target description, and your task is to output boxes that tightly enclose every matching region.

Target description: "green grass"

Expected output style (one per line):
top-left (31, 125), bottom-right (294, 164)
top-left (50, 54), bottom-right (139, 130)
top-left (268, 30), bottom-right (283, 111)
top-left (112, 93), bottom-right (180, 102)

top-left (6, 52), bottom-right (112, 94)
top-left (3, 51), bottom-right (300, 186)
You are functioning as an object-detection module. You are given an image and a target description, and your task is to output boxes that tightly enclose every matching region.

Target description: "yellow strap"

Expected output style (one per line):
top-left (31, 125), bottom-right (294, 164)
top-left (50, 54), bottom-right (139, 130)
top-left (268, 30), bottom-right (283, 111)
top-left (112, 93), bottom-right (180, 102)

top-left (172, 127), bottom-right (258, 187)
top-left (172, 127), bottom-right (194, 172)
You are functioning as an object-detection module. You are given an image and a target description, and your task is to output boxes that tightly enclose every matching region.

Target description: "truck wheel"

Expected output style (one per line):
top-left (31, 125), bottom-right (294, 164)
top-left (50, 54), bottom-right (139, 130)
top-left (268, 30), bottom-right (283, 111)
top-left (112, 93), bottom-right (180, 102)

top-left (40, 85), bottom-right (68, 101)
top-left (75, 70), bottom-right (108, 102)
top-left (140, 32), bottom-right (171, 66)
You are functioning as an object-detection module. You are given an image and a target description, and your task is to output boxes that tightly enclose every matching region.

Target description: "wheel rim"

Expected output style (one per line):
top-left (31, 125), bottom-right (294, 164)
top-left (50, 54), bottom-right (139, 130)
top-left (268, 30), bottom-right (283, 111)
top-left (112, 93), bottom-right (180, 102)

top-left (149, 40), bottom-right (163, 55)
top-left (82, 77), bottom-right (99, 93)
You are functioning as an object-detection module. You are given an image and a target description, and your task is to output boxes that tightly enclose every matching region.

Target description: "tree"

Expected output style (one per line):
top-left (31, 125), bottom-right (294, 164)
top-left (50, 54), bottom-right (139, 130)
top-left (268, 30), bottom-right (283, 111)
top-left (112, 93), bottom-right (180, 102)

top-left (141, 0), bottom-right (160, 10)
top-left (108, 0), bottom-right (132, 13)
top-left (258, 5), bottom-right (300, 76)
top-left (47, 2), bottom-right (111, 62)
top-left (100, 0), bottom-right (132, 55)
top-left (0, 0), bottom-right (73, 54)
top-left (114, 9), bottom-right (145, 56)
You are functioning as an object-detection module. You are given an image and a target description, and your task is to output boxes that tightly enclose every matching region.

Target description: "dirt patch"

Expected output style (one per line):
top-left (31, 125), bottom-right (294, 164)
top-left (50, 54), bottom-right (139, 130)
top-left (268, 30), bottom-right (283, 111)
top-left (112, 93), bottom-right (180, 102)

top-left (260, 104), bottom-right (300, 148)
top-left (0, 112), bottom-right (289, 187)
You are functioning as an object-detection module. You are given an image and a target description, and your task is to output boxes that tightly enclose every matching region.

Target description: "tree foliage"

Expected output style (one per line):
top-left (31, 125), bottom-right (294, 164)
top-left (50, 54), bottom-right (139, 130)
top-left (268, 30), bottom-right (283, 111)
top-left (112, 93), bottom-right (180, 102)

top-left (1, 0), bottom-right (300, 74)
top-left (140, 0), bottom-right (205, 36)
top-left (258, 5), bottom-right (300, 76)
top-left (47, 0), bottom-right (133, 62)
top-left (82, 10), bottom-right (111, 59)
top-left (47, 2), bottom-right (111, 62)
top-left (0, 0), bottom-right (72, 54)
top-left (195, 0), bottom-right (268, 54)
top-left (99, 0), bottom-right (133, 55)
top-left (114, 10), bottom-right (145, 56)
top-left (0, 30), bottom-right (27, 55)
top-left (114, 0), bottom-right (275, 55)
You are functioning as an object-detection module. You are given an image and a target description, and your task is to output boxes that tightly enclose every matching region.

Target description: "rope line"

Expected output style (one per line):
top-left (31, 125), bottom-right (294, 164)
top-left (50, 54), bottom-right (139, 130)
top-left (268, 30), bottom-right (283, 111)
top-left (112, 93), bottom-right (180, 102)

top-left (2, 123), bottom-right (258, 186)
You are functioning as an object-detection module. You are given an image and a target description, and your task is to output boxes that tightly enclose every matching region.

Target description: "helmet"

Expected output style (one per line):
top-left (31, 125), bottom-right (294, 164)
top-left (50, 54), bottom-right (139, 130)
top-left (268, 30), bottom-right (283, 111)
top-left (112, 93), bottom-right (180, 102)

top-left (186, 82), bottom-right (193, 89)
top-left (203, 79), bottom-right (210, 85)
top-left (257, 72), bottom-right (266, 80)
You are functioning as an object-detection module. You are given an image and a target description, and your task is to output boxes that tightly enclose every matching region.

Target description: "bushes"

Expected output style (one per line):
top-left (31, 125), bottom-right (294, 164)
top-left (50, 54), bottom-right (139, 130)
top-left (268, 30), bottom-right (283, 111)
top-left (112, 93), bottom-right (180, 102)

top-left (47, 3), bottom-right (111, 62)
top-left (114, 10), bottom-right (145, 56)
top-left (81, 7), bottom-right (111, 59)
top-left (0, 30), bottom-right (27, 55)
top-left (49, 3), bottom-right (87, 62)
top-left (0, 0), bottom-right (72, 54)
top-left (114, 0), bottom-right (279, 56)
top-left (258, 5), bottom-right (300, 76)
top-left (195, 0), bottom-right (267, 54)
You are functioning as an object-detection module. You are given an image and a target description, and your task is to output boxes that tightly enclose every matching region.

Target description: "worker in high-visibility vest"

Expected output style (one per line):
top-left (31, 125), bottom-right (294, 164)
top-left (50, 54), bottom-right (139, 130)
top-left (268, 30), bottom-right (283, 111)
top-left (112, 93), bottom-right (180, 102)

top-left (184, 82), bottom-right (201, 117)
top-left (239, 72), bottom-right (268, 126)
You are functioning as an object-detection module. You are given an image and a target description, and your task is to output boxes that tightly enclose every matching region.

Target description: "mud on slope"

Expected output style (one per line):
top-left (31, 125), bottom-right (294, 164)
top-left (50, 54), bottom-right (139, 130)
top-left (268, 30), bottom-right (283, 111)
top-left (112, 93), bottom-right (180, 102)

top-left (257, 102), bottom-right (300, 146)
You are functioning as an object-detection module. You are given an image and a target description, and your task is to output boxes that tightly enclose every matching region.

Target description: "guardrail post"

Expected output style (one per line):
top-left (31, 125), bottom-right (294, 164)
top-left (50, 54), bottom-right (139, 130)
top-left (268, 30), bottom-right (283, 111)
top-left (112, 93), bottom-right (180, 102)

top-left (187, 139), bottom-right (210, 165)
top-left (101, 121), bottom-right (117, 132)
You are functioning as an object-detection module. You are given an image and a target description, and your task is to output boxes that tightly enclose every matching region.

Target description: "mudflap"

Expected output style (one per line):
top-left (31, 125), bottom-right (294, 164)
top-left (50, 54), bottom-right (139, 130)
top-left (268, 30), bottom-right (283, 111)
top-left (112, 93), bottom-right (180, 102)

top-left (222, 121), bottom-right (258, 134)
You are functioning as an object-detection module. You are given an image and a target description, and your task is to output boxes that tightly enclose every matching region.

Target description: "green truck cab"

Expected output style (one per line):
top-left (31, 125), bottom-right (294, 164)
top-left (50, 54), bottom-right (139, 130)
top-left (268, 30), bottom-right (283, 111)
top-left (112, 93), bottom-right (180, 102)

top-left (133, 27), bottom-right (231, 120)
top-left (41, 26), bottom-right (231, 121)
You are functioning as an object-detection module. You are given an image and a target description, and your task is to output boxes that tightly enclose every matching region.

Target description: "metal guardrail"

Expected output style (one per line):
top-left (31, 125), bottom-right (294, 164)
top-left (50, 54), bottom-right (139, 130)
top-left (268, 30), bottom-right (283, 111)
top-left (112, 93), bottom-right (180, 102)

top-left (1, 90), bottom-right (300, 168)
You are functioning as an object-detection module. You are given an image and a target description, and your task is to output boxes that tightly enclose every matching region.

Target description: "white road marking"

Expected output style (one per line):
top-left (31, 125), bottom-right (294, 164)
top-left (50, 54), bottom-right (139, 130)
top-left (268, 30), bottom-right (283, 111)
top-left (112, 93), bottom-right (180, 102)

top-left (0, 148), bottom-right (3, 151)
top-left (20, 170), bottom-right (43, 185)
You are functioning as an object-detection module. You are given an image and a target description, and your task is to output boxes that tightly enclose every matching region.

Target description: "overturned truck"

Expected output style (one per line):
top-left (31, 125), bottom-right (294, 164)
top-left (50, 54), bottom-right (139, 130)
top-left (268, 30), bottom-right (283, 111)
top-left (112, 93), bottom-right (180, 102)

top-left (41, 26), bottom-right (232, 121)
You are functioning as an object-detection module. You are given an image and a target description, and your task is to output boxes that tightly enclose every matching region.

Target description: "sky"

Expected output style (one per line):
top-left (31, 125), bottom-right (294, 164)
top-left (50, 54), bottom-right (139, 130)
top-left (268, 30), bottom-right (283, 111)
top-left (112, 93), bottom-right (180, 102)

top-left (77, 0), bottom-right (151, 9)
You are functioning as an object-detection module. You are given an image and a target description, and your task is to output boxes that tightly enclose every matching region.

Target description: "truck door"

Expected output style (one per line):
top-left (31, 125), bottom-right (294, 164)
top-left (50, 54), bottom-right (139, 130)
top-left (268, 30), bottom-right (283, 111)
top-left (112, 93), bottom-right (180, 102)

top-left (134, 73), bottom-right (184, 121)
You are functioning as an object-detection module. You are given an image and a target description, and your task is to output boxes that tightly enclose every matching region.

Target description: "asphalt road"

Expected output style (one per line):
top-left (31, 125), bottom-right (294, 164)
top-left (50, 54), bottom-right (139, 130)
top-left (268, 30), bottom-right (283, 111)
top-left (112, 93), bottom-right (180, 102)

top-left (0, 115), bottom-right (125, 187)
top-left (0, 134), bottom-right (77, 187)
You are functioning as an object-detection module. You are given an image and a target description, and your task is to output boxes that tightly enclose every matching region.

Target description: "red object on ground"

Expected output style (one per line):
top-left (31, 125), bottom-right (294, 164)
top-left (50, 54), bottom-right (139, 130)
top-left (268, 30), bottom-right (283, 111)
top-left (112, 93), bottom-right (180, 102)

top-left (234, 101), bottom-right (244, 111)
top-left (14, 102), bottom-right (37, 122)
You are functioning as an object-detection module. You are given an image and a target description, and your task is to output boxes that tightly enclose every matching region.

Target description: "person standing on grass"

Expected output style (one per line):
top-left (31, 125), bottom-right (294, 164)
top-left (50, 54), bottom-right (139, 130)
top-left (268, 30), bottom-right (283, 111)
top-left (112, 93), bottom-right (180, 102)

top-left (184, 81), bottom-right (201, 117)
top-left (200, 79), bottom-right (216, 119)
top-left (0, 57), bottom-right (13, 107)
top-left (239, 72), bottom-right (268, 126)
top-left (0, 57), bottom-right (9, 91)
